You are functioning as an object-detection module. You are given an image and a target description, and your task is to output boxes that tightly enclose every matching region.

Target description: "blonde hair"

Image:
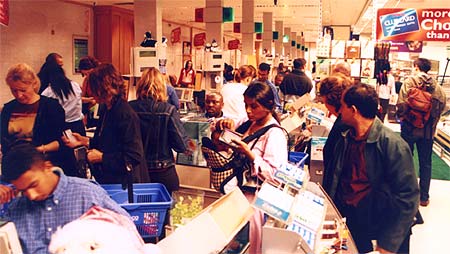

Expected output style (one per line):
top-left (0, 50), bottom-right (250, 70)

top-left (136, 67), bottom-right (167, 102)
top-left (5, 63), bottom-right (41, 93)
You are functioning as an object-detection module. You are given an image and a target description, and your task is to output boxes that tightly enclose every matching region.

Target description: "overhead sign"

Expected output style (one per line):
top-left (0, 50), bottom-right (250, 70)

top-left (377, 8), bottom-right (450, 41)
top-left (385, 40), bottom-right (423, 53)
top-left (228, 39), bottom-right (240, 50)
top-left (193, 32), bottom-right (206, 47)
top-left (170, 27), bottom-right (181, 44)
top-left (0, 0), bottom-right (9, 26)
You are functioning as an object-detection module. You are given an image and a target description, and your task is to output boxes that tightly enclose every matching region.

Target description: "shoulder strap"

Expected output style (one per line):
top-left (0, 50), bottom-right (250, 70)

top-left (242, 123), bottom-right (279, 143)
top-left (235, 120), bottom-right (252, 134)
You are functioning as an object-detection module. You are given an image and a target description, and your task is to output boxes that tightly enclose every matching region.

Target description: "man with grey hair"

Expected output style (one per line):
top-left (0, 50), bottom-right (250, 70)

top-left (332, 61), bottom-right (352, 77)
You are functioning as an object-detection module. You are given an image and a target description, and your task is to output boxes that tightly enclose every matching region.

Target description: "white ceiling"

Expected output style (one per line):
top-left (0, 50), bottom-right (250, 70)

top-left (80, 0), bottom-right (363, 42)
top-left (75, 0), bottom-right (445, 42)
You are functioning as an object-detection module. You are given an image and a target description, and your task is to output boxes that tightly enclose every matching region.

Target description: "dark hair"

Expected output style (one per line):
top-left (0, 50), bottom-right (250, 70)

top-left (244, 81), bottom-right (279, 122)
top-left (319, 75), bottom-right (353, 112)
top-left (1, 142), bottom-right (46, 182)
top-left (259, 63), bottom-right (271, 72)
top-left (37, 53), bottom-right (63, 93)
top-left (89, 63), bottom-right (126, 102)
top-left (293, 58), bottom-right (306, 69)
top-left (45, 53), bottom-right (62, 65)
top-left (343, 82), bottom-right (379, 119)
top-left (414, 58), bottom-right (431, 73)
top-left (184, 60), bottom-right (193, 70)
top-left (79, 56), bottom-right (100, 71)
top-left (47, 62), bottom-right (74, 102)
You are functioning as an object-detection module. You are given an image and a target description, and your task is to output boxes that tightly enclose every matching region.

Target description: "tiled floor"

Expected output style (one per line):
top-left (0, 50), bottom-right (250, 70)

top-left (411, 179), bottom-right (450, 254)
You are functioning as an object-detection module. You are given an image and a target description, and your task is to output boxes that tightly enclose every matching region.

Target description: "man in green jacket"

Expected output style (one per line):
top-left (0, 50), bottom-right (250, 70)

top-left (326, 83), bottom-right (419, 253)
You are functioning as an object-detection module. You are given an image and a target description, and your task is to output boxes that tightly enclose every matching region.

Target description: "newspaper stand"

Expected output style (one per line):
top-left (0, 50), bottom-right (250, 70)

top-left (254, 157), bottom-right (357, 254)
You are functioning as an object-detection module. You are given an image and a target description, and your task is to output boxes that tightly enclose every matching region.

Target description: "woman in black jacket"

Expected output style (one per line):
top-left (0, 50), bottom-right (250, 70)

top-left (2, 63), bottom-right (65, 169)
top-left (63, 63), bottom-right (149, 184)
top-left (129, 67), bottom-right (191, 194)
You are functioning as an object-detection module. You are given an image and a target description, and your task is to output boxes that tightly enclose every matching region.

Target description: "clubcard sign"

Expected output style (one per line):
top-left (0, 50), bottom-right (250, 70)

top-left (377, 8), bottom-right (450, 41)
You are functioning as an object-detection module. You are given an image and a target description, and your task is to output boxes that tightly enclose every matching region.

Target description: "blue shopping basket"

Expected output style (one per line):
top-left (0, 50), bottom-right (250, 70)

top-left (101, 183), bottom-right (173, 238)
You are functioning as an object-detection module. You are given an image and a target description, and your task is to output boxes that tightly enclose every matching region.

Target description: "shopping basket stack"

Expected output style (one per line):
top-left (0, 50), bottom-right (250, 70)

top-left (101, 183), bottom-right (173, 238)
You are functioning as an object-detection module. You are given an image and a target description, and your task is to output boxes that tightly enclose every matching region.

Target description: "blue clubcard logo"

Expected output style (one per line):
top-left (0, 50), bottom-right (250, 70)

top-left (380, 9), bottom-right (420, 37)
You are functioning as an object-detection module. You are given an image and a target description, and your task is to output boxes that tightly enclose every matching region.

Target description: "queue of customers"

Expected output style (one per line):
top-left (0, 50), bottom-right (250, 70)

top-left (0, 55), bottom-right (446, 254)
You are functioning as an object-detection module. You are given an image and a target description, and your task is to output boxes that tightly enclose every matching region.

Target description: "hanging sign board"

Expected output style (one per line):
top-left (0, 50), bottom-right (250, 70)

top-left (384, 40), bottom-right (423, 52)
top-left (376, 8), bottom-right (450, 41)
top-left (193, 32), bottom-right (206, 47)
top-left (0, 0), bottom-right (9, 26)
top-left (228, 39), bottom-right (240, 50)
top-left (171, 27), bottom-right (181, 44)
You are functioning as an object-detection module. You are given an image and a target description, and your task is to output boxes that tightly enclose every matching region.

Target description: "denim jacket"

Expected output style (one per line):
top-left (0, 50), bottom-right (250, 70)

top-left (129, 98), bottom-right (189, 171)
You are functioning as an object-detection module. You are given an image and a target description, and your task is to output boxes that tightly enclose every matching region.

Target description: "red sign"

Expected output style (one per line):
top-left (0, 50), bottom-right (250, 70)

top-left (0, 0), bottom-right (9, 26)
top-left (256, 33), bottom-right (262, 40)
top-left (171, 27), bottom-right (181, 44)
top-left (385, 40), bottom-right (423, 53)
top-left (193, 32), bottom-right (206, 47)
top-left (195, 8), bottom-right (204, 22)
top-left (228, 39), bottom-right (240, 50)
top-left (233, 23), bottom-right (241, 33)
top-left (377, 8), bottom-right (450, 41)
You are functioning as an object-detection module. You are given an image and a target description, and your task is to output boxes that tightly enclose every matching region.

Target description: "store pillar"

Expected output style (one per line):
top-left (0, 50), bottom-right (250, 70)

top-left (205, 0), bottom-right (224, 48)
top-left (134, 0), bottom-right (162, 47)
top-left (274, 21), bottom-right (283, 56)
top-left (241, 0), bottom-right (255, 65)
top-left (262, 12), bottom-right (273, 55)
top-left (290, 31), bottom-right (297, 59)
top-left (297, 35), bottom-right (302, 58)
top-left (283, 27), bottom-right (291, 58)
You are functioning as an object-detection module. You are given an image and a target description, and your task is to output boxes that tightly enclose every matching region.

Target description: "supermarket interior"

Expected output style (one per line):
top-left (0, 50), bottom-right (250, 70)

top-left (0, 0), bottom-right (450, 253)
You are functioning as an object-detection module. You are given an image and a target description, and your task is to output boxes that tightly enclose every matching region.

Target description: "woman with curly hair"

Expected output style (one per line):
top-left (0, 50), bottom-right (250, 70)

top-left (63, 63), bottom-right (149, 184)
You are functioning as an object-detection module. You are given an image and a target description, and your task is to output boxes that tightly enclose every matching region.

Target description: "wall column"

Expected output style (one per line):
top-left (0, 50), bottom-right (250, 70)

top-left (274, 21), bottom-right (283, 56)
top-left (283, 27), bottom-right (291, 58)
top-left (290, 31), bottom-right (297, 58)
top-left (205, 0), bottom-right (224, 47)
top-left (262, 12), bottom-right (273, 55)
top-left (241, 0), bottom-right (255, 64)
top-left (134, 0), bottom-right (162, 46)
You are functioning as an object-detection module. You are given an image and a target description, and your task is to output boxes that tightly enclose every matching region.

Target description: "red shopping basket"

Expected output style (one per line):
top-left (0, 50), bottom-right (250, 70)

top-left (101, 183), bottom-right (173, 238)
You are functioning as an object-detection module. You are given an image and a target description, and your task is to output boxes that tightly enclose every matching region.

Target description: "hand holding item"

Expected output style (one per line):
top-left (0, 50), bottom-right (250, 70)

top-left (0, 184), bottom-right (15, 204)
top-left (87, 149), bottom-right (103, 164)
top-left (215, 119), bottom-right (235, 132)
top-left (62, 132), bottom-right (89, 148)
top-left (230, 139), bottom-right (254, 162)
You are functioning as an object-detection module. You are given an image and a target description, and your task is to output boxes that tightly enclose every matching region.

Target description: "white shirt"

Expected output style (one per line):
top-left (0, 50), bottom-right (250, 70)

top-left (42, 81), bottom-right (83, 122)
top-left (221, 82), bottom-right (248, 124)
top-left (377, 74), bottom-right (395, 100)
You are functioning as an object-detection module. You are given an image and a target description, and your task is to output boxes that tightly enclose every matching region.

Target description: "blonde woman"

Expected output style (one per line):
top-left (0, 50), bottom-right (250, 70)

top-left (2, 63), bottom-right (65, 169)
top-left (129, 67), bottom-right (191, 195)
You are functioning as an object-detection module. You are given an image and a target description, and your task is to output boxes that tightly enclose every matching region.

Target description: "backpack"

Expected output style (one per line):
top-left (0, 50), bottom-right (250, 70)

top-left (404, 78), bottom-right (433, 128)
